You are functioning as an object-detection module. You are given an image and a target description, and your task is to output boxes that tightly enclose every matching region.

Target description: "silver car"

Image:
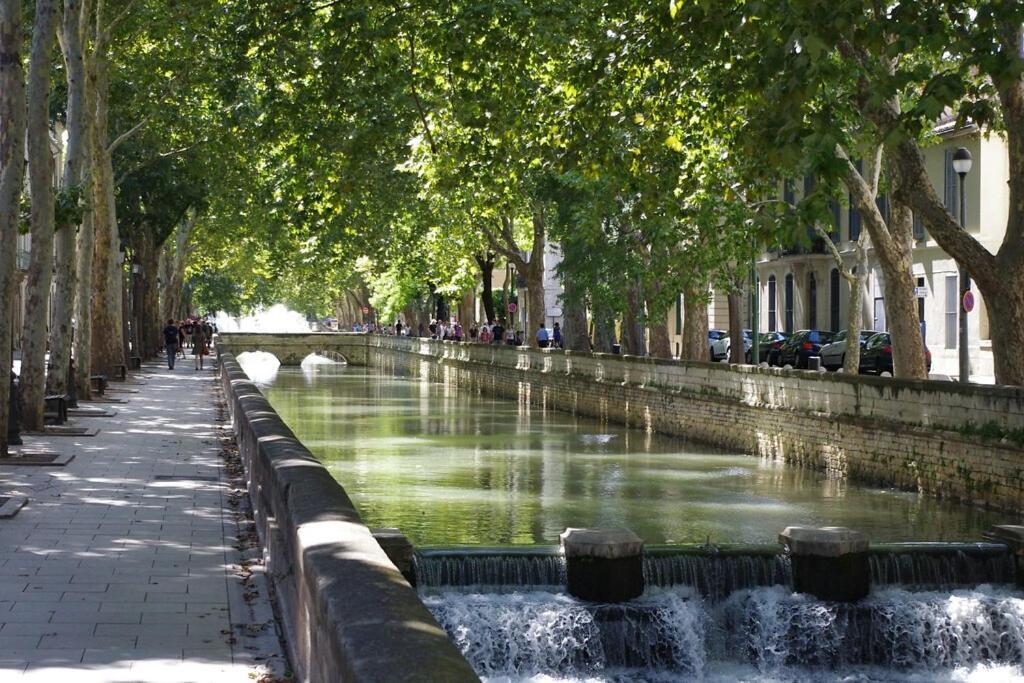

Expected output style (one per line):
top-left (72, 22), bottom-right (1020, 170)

top-left (711, 329), bottom-right (752, 362)
top-left (820, 330), bottom-right (879, 370)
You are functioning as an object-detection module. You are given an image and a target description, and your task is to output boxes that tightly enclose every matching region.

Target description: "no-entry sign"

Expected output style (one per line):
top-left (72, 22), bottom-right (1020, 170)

top-left (507, 302), bottom-right (517, 313)
top-left (963, 290), bottom-right (975, 313)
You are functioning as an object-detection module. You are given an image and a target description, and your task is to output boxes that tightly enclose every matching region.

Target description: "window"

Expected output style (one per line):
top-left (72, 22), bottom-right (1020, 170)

top-left (876, 194), bottom-right (889, 222)
top-left (783, 179), bottom-right (795, 206)
top-left (830, 268), bottom-right (841, 332)
top-left (768, 275), bottom-right (777, 332)
top-left (946, 274), bottom-right (958, 349)
top-left (784, 273), bottom-right (794, 333)
top-left (675, 293), bottom-right (682, 335)
top-left (916, 276), bottom-right (926, 340)
top-left (808, 273), bottom-right (818, 329)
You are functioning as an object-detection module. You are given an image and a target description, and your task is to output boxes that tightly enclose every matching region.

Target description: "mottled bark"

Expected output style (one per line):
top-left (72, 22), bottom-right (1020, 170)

top-left (727, 291), bottom-right (743, 364)
top-left (475, 253), bottom-right (496, 324)
top-left (89, 46), bottom-right (124, 377)
top-left (19, 0), bottom-right (58, 431)
top-left (681, 285), bottom-right (710, 361)
top-left (0, 0), bottom-right (26, 454)
top-left (838, 146), bottom-right (927, 379)
top-left (621, 281), bottom-right (645, 356)
top-left (560, 277), bottom-right (590, 352)
top-left (814, 214), bottom-right (870, 374)
top-left (592, 303), bottom-right (616, 353)
top-left (160, 212), bottom-right (196, 323)
top-left (73, 102), bottom-right (95, 401)
top-left (47, 0), bottom-right (87, 396)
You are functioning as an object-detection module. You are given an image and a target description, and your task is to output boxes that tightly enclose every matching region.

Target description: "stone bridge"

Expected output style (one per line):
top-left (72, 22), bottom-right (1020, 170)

top-left (215, 332), bottom-right (369, 365)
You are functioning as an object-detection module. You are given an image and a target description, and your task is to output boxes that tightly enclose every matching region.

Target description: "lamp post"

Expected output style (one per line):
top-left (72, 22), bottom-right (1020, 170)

top-left (952, 147), bottom-right (972, 383)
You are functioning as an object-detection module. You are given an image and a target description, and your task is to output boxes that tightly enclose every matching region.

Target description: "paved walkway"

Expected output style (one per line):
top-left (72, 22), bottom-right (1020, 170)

top-left (0, 360), bottom-right (288, 682)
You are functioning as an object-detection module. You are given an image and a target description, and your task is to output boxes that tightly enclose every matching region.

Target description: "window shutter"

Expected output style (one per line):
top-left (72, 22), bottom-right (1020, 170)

top-left (944, 148), bottom-right (958, 215)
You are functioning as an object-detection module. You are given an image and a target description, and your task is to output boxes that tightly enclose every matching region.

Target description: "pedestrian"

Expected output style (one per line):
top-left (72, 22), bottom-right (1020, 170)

top-left (552, 322), bottom-right (562, 349)
top-left (192, 320), bottom-right (208, 370)
top-left (469, 323), bottom-right (478, 341)
top-left (163, 319), bottom-right (179, 370)
top-left (396, 320), bottom-right (404, 336)
top-left (453, 321), bottom-right (463, 342)
top-left (492, 321), bottom-right (504, 344)
top-left (177, 322), bottom-right (187, 359)
top-left (479, 325), bottom-right (492, 343)
top-left (536, 323), bottom-right (550, 349)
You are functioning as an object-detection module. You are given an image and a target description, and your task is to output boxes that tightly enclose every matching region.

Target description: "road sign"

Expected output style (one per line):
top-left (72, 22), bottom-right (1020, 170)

top-left (962, 290), bottom-right (975, 313)
top-left (914, 286), bottom-right (928, 297)
top-left (507, 302), bottom-right (517, 313)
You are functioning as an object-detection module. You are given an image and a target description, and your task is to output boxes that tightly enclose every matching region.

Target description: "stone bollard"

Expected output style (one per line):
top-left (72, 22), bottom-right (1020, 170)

top-left (779, 526), bottom-right (869, 602)
top-left (982, 525), bottom-right (1024, 587)
top-left (371, 527), bottom-right (416, 586)
top-left (560, 527), bottom-right (644, 603)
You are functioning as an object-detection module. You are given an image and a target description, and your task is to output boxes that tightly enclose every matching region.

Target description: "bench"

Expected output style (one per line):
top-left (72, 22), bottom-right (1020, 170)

top-left (129, 356), bottom-right (142, 370)
top-left (112, 364), bottom-right (127, 381)
top-left (44, 394), bottom-right (69, 425)
top-left (90, 374), bottom-right (108, 395)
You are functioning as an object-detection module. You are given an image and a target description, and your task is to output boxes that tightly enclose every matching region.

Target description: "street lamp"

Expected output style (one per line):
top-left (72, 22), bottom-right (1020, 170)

top-left (953, 147), bottom-right (972, 383)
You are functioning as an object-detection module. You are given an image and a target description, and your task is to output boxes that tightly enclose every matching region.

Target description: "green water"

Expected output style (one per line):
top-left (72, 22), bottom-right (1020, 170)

top-left (257, 362), bottom-right (1005, 546)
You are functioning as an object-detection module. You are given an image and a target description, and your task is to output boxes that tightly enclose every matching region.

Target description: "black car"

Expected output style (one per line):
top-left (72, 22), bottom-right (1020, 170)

top-left (860, 332), bottom-right (933, 374)
top-left (748, 331), bottom-right (788, 364)
top-left (776, 329), bottom-right (835, 369)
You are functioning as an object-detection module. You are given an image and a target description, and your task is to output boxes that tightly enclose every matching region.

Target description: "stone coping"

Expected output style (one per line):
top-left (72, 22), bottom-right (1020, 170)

top-left (217, 351), bottom-right (478, 683)
top-left (779, 526), bottom-right (870, 557)
top-left (560, 528), bottom-right (644, 559)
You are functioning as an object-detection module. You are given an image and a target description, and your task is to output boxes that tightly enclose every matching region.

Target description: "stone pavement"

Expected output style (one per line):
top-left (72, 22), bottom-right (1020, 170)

top-left (0, 360), bottom-right (289, 682)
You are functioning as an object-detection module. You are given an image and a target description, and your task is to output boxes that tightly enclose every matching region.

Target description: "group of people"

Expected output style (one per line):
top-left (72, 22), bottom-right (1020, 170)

top-left (352, 317), bottom-right (564, 349)
top-left (162, 317), bottom-right (216, 370)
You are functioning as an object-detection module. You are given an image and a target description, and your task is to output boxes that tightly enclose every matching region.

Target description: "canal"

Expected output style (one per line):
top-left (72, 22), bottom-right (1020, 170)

top-left (253, 359), bottom-right (1002, 546)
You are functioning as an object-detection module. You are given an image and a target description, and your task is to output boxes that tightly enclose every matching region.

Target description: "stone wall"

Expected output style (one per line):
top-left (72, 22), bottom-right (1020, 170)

top-left (358, 336), bottom-right (1024, 514)
top-left (217, 351), bottom-right (478, 683)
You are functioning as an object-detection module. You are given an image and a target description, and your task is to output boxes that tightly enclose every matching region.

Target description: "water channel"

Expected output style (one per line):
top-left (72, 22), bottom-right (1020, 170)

top-left (246, 356), bottom-right (1024, 681)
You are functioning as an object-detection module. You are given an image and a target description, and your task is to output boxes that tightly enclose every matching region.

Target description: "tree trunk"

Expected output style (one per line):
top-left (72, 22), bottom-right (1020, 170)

top-left (47, 0), bottom-right (87, 397)
top-left (592, 303), bottom-right (616, 353)
top-left (18, 0), bottom-right (58, 431)
top-left (73, 90), bottom-right (96, 401)
top-left (727, 290), bottom-right (743, 364)
top-left (843, 244), bottom-right (869, 375)
top-left (648, 320), bottom-right (671, 359)
top-left (476, 253), bottom-right (495, 324)
top-left (89, 48), bottom-right (125, 378)
top-left (140, 234), bottom-right (161, 358)
top-left (839, 145), bottom-right (927, 379)
top-left (0, 0), bottom-right (27, 455)
top-left (879, 198), bottom-right (927, 377)
top-left (160, 212), bottom-right (196, 323)
top-left (561, 276), bottom-right (590, 352)
top-left (681, 285), bottom-right (710, 361)
top-left (621, 281), bottom-right (645, 356)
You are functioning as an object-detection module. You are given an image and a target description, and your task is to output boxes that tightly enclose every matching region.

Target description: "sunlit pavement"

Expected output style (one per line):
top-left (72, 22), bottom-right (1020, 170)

top-left (0, 359), bottom-right (288, 681)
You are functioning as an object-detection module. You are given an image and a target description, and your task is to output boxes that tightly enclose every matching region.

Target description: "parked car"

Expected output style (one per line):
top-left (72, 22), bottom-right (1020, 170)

top-left (859, 332), bottom-right (933, 374)
top-left (711, 329), bottom-right (752, 362)
top-left (819, 330), bottom-right (879, 371)
top-left (748, 331), bottom-right (788, 364)
top-left (708, 329), bottom-right (727, 361)
top-left (776, 329), bottom-right (836, 369)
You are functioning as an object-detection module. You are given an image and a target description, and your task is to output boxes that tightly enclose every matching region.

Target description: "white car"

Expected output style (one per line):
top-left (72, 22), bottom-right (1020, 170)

top-left (820, 330), bottom-right (879, 370)
top-left (711, 329), bottom-right (752, 362)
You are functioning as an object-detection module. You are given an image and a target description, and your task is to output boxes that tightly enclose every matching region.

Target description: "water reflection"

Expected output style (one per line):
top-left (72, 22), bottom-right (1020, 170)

top-left (261, 366), bottom-right (1004, 546)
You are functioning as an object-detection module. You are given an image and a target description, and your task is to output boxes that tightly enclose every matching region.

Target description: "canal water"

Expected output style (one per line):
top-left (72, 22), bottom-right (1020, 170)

top-left (255, 360), bottom-right (1003, 546)
top-left (250, 357), bottom-right (1024, 681)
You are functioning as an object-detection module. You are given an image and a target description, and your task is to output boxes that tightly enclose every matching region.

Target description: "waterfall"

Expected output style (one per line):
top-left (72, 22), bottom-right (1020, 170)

top-left (416, 544), bottom-right (1017, 598)
top-left (415, 551), bottom-right (567, 590)
top-left (643, 552), bottom-right (792, 600)
top-left (425, 586), bottom-right (1024, 681)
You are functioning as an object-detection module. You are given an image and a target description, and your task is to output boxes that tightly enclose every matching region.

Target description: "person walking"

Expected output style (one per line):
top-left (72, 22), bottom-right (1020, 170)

top-left (163, 319), bottom-right (179, 370)
top-left (192, 321), bottom-right (208, 370)
top-left (552, 322), bottom-right (563, 349)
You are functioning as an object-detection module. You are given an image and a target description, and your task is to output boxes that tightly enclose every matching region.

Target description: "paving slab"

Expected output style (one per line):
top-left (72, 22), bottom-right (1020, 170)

top-left (0, 362), bottom-right (289, 681)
